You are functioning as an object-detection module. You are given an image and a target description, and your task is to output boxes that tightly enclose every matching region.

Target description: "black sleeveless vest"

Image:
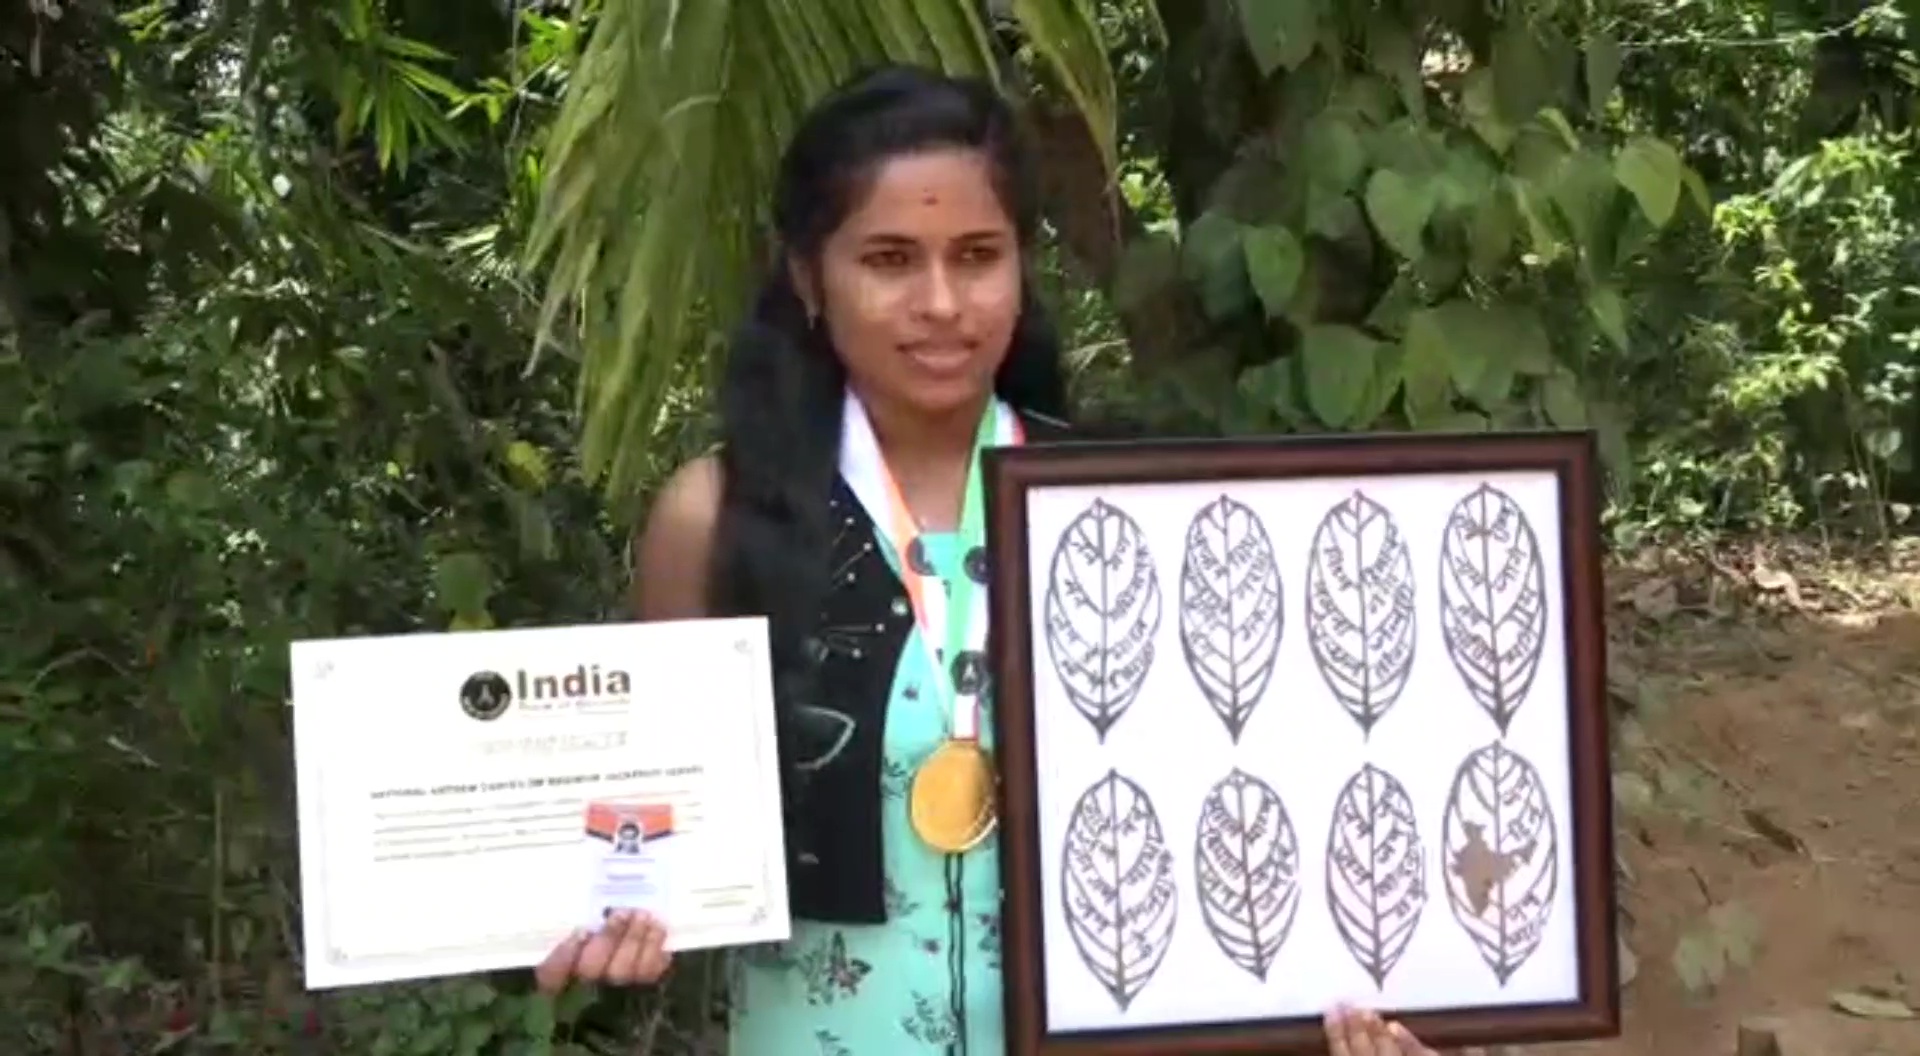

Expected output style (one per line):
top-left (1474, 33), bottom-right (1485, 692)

top-left (786, 408), bottom-right (1071, 923)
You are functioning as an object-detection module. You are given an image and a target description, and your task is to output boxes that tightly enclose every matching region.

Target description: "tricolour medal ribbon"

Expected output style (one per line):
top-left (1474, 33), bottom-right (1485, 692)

top-left (838, 390), bottom-right (1023, 853)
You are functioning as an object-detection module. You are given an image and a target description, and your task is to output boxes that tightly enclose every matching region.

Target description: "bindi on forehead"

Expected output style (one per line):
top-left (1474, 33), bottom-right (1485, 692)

top-left (835, 153), bottom-right (1013, 243)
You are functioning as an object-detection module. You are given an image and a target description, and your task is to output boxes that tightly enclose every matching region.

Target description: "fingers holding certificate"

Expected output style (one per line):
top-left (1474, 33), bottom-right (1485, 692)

top-left (535, 910), bottom-right (671, 994)
top-left (288, 617), bottom-right (791, 989)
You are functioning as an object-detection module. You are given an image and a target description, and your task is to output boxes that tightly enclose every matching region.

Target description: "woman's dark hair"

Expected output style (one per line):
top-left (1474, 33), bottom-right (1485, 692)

top-left (707, 64), bottom-right (1067, 795)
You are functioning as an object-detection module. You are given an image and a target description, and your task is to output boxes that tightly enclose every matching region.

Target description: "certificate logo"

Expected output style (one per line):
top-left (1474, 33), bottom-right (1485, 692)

top-left (458, 663), bottom-right (633, 720)
top-left (459, 671), bottom-right (513, 721)
top-left (512, 663), bottom-right (633, 714)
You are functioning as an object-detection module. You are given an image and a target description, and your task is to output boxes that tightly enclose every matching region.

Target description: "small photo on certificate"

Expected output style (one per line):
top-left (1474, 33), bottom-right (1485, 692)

top-left (583, 800), bottom-right (674, 928)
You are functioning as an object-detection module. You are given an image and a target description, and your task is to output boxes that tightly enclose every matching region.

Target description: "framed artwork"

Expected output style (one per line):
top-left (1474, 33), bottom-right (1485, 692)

top-left (981, 430), bottom-right (1616, 1055)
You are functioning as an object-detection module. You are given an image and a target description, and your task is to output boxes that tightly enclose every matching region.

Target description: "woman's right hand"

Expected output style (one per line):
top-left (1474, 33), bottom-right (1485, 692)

top-left (534, 910), bottom-right (673, 994)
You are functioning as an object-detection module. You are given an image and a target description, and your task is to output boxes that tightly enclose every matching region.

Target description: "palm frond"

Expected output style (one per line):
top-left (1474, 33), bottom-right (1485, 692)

top-left (1011, 0), bottom-right (1117, 170)
top-left (523, 0), bottom-right (1115, 507)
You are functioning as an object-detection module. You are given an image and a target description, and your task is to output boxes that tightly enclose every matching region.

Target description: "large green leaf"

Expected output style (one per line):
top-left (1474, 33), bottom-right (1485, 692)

top-left (1364, 169), bottom-right (1433, 260)
top-left (1547, 148), bottom-right (1620, 253)
top-left (1400, 309), bottom-right (1455, 425)
top-left (1236, 0), bottom-right (1320, 76)
top-left (1302, 113), bottom-right (1366, 192)
top-left (1466, 190), bottom-right (1517, 278)
top-left (1352, 339), bottom-right (1406, 429)
top-left (1586, 284), bottom-right (1629, 353)
top-left (1540, 368), bottom-right (1589, 428)
top-left (1241, 224), bottom-right (1304, 318)
top-left (1614, 136), bottom-right (1685, 228)
top-left (524, 0), bottom-right (1117, 505)
top-left (1491, 16), bottom-right (1553, 124)
top-left (1365, 11), bottom-right (1423, 120)
top-left (1461, 69), bottom-right (1515, 154)
top-left (1182, 210), bottom-right (1252, 320)
top-left (1584, 30), bottom-right (1621, 117)
top-left (1300, 324), bottom-right (1382, 428)
top-left (433, 551), bottom-right (495, 620)
top-left (1403, 300), bottom-right (1553, 419)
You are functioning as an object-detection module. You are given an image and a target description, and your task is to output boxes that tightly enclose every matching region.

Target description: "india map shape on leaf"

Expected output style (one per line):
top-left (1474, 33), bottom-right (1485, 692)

top-left (1305, 490), bottom-right (1416, 737)
top-left (1194, 768), bottom-right (1301, 981)
top-left (1044, 498), bottom-right (1162, 742)
top-left (1178, 495), bottom-right (1284, 743)
top-left (1438, 482), bottom-right (1549, 735)
top-left (1441, 740), bottom-right (1560, 986)
top-left (1061, 768), bottom-right (1178, 1012)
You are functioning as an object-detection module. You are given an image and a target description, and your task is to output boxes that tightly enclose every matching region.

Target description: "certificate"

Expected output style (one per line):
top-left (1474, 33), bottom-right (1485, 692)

top-left (289, 617), bottom-right (791, 989)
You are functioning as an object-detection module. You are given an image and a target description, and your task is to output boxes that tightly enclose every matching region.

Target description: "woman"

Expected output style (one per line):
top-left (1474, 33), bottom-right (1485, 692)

top-left (535, 65), bottom-right (1442, 1056)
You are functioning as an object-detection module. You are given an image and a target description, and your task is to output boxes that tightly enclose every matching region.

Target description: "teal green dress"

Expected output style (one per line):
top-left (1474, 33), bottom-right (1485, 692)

top-left (729, 531), bottom-right (1004, 1054)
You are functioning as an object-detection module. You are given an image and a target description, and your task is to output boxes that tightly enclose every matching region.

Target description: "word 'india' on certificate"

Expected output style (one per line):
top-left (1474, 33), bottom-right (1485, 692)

top-left (289, 617), bottom-right (791, 989)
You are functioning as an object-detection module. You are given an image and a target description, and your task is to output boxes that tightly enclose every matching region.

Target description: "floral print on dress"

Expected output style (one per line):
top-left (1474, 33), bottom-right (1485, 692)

top-left (794, 931), bottom-right (871, 1006)
top-left (977, 911), bottom-right (1002, 971)
top-left (729, 531), bottom-right (1004, 1055)
top-left (901, 992), bottom-right (959, 1045)
top-left (882, 876), bottom-right (919, 917)
top-left (881, 755), bottom-right (911, 800)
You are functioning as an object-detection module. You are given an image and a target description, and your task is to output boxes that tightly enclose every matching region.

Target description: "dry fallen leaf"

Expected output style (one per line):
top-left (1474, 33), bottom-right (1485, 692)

top-left (1630, 576), bottom-right (1679, 620)
top-left (1830, 988), bottom-right (1916, 1019)
top-left (1750, 565), bottom-right (1806, 608)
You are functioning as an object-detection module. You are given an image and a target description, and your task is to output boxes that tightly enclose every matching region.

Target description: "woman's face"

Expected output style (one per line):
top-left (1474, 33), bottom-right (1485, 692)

top-left (799, 148), bottom-right (1022, 419)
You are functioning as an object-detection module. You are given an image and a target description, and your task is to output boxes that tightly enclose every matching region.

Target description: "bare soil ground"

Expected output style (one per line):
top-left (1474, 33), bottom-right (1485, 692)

top-left (1519, 542), bottom-right (1920, 1056)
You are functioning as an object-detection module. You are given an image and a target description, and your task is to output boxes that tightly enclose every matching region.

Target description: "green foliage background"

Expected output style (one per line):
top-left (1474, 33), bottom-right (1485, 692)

top-left (3, 0), bottom-right (1917, 1052)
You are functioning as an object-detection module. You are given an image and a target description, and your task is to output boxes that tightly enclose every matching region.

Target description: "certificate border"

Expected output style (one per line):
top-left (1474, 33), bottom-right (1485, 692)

top-left (289, 617), bottom-right (792, 989)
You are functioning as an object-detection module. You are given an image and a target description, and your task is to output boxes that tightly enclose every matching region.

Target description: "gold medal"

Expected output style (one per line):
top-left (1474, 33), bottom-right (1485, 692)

top-left (909, 739), bottom-right (997, 853)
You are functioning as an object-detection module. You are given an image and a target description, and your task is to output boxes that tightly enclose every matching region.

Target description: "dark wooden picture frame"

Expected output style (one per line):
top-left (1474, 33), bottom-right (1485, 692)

top-left (981, 430), bottom-right (1616, 1056)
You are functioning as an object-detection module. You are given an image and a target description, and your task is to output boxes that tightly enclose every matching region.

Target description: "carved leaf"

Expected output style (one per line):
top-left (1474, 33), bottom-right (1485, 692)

top-left (1305, 490), bottom-right (1416, 736)
top-left (1061, 769), bottom-right (1178, 1012)
top-left (1325, 763), bottom-right (1428, 988)
top-left (1194, 768), bottom-right (1301, 980)
top-left (1044, 499), bottom-right (1162, 741)
top-left (1438, 482), bottom-right (1549, 734)
top-left (1178, 495), bottom-right (1284, 742)
top-left (1442, 741), bottom-right (1559, 985)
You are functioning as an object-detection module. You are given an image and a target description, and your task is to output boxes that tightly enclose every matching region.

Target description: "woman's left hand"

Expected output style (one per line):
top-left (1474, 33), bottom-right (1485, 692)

top-left (1323, 1003), bottom-right (1439, 1055)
